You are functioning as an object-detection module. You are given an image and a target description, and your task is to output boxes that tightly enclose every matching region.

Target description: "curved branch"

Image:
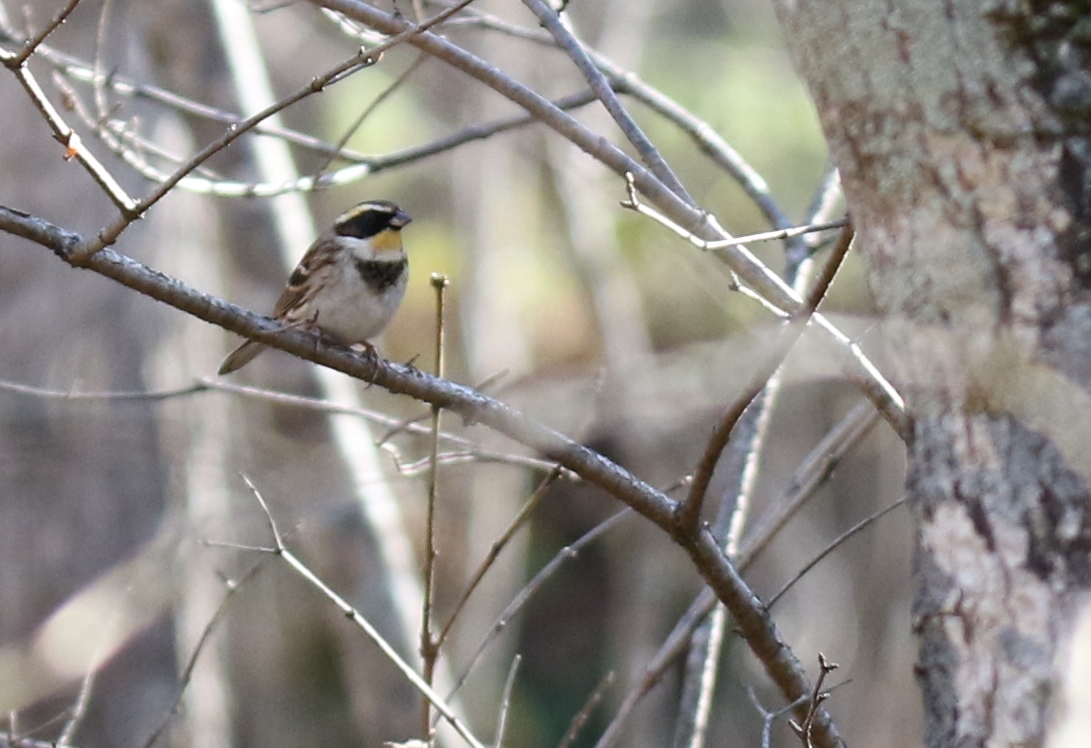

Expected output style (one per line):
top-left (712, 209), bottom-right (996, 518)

top-left (0, 203), bottom-right (843, 748)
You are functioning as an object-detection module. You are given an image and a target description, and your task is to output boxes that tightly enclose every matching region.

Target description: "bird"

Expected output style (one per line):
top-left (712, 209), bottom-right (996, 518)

top-left (218, 199), bottom-right (412, 375)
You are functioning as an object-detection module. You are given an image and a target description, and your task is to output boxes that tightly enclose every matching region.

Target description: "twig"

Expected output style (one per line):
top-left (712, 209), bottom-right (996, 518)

top-left (37, 43), bottom-right (371, 159)
top-left (238, 478), bottom-right (487, 748)
top-left (0, 377), bottom-right (207, 402)
top-left (557, 672), bottom-right (615, 748)
top-left (317, 52), bottom-right (426, 174)
top-left (803, 166), bottom-right (843, 230)
top-left (43, 38), bottom-right (601, 196)
top-left (78, 52), bottom-right (375, 253)
top-left (766, 498), bottom-right (907, 609)
top-left (435, 468), bottom-right (560, 650)
top-left (788, 164), bottom-right (843, 274)
top-left (675, 220), bottom-right (855, 537)
top-left (376, 370), bottom-right (510, 448)
top-left (696, 218), bottom-right (847, 250)
top-left (319, 6), bottom-right (388, 44)
top-left (0, 374), bottom-right (563, 473)
top-left (140, 563), bottom-right (264, 748)
top-left (790, 654), bottom-right (839, 745)
top-left (521, 0), bottom-right (691, 203)
top-left (592, 588), bottom-right (715, 748)
top-left (739, 400), bottom-right (880, 567)
top-left (423, 0), bottom-right (790, 232)
top-left (671, 606), bottom-right (723, 748)
top-left (56, 665), bottom-right (94, 746)
top-left (493, 655), bottom-right (521, 748)
top-left (420, 274), bottom-right (450, 736)
top-left (89, 0), bottom-right (111, 120)
top-left (449, 509), bottom-right (632, 700)
top-left (747, 689), bottom-right (810, 748)
top-left (0, 36), bottom-right (137, 213)
top-left (6, 0), bottom-right (80, 66)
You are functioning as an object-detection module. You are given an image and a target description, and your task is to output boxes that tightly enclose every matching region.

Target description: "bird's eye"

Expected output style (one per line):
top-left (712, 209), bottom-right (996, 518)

top-left (335, 207), bottom-right (396, 239)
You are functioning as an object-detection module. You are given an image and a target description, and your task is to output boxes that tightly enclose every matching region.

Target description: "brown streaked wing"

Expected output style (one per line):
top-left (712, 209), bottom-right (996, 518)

top-left (271, 236), bottom-right (341, 321)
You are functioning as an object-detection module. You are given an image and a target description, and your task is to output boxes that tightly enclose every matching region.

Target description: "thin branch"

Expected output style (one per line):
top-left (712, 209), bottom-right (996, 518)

top-left (89, 0), bottom-right (111, 120)
top-left (78, 54), bottom-right (374, 253)
top-left (317, 52), bottom-right (426, 174)
top-left (56, 663), bottom-right (94, 746)
top-left (700, 218), bottom-right (847, 250)
top-left (739, 400), bottom-right (880, 567)
top-left (41, 39), bottom-right (599, 196)
top-left (747, 689), bottom-right (810, 748)
top-left (521, 0), bottom-right (691, 203)
top-left (766, 498), bottom-right (907, 609)
top-left (6, 0), bottom-right (80, 66)
top-left (676, 221), bottom-right (855, 536)
top-left (621, 178), bottom-right (909, 439)
top-left (803, 165), bottom-right (843, 227)
top-left (36, 43), bottom-right (371, 159)
top-left (790, 654), bottom-right (839, 745)
top-left (0, 374), bottom-right (562, 473)
top-left (493, 655), bottom-right (521, 748)
top-left (140, 563), bottom-right (265, 748)
top-left (0, 377), bottom-right (206, 402)
top-left (424, 0), bottom-right (793, 232)
top-left (377, 370), bottom-right (510, 447)
top-left (420, 274), bottom-right (450, 736)
top-left (435, 468), bottom-right (560, 650)
top-left (449, 509), bottom-right (632, 700)
top-left (557, 672), bottom-right (615, 748)
top-left (789, 164), bottom-right (842, 273)
top-left (593, 588), bottom-right (716, 748)
top-left (0, 41), bottom-right (137, 213)
top-left (239, 478), bottom-right (487, 748)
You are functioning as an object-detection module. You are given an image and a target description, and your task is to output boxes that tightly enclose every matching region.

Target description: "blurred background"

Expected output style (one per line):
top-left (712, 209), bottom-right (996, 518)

top-left (0, 1), bottom-right (912, 747)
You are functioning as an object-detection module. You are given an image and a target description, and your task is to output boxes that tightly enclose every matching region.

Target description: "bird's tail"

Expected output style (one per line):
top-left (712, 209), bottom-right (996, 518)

top-left (217, 340), bottom-right (267, 375)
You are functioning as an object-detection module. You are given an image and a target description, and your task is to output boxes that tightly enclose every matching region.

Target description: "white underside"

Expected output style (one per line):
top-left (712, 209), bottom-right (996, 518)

top-left (308, 260), bottom-right (407, 343)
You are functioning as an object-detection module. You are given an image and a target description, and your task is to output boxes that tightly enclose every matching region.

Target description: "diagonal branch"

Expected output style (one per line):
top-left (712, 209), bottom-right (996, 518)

top-left (6, 0), bottom-right (81, 66)
top-left (0, 34), bottom-right (138, 214)
top-left (0, 203), bottom-right (844, 748)
top-left (676, 220), bottom-right (855, 536)
top-left (520, 0), bottom-right (692, 203)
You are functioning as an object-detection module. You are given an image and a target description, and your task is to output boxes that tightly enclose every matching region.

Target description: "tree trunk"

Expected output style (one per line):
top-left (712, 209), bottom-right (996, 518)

top-left (769, 2), bottom-right (1091, 746)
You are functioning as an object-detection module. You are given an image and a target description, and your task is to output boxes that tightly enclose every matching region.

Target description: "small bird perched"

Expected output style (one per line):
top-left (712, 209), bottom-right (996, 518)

top-left (218, 200), bottom-right (412, 375)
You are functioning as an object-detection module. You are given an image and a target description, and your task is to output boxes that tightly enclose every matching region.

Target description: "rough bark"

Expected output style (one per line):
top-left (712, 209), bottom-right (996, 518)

top-left (768, 1), bottom-right (1091, 746)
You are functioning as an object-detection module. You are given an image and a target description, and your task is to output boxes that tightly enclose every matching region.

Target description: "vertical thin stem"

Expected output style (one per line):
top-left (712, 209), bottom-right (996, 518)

top-left (420, 272), bottom-right (450, 737)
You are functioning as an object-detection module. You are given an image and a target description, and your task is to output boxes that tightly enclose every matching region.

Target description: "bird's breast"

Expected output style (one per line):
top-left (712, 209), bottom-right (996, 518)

top-left (354, 257), bottom-right (408, 292)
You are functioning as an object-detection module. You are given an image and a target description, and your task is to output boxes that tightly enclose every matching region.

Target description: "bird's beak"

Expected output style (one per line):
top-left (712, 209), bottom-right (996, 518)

top-left (391, 209), bottom-right (412, 229)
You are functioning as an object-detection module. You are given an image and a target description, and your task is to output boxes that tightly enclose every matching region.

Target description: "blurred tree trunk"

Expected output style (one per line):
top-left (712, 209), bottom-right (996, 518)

top-left (771, 1), bottom-right (1091, 746)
